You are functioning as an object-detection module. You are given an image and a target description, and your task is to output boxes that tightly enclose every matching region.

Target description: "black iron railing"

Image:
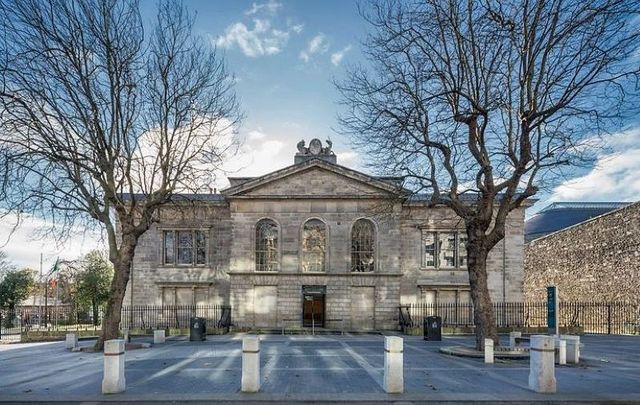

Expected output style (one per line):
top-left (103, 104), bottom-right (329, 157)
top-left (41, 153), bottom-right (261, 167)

top-left (399, 301), bottom-right (640, 335)
top-left (119, 305), bottom-right (232, 330)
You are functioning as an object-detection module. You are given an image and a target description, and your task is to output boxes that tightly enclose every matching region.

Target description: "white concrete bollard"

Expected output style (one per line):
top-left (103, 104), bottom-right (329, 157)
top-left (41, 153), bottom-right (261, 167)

top-left (102, 339), bottom-right (126, 394)
top-left (153, 329), bottom-right (165, 344)
top-left (509, 331), bottom-right (522, 348)
top-left (383, 336), bottom-right (404, 393)
top-left (241, 337), bottom-right (260, 392)
top-left (561, 335), bottom-right (580, 364)
top-left (65, 333), bottom-right (78, 350)
top-left (484, 338), bottom-right (494, 364)
top-left (557, 339), bottom-right (566, 365)
top-left (528, 335), bottom-right (556, 393)
top-left (123, 328), bottom-right (130, 343)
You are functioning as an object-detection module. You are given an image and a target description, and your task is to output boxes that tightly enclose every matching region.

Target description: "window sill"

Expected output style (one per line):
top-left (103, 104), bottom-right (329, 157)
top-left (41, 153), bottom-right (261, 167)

top-left (420, 267), bottom-right (467, 271)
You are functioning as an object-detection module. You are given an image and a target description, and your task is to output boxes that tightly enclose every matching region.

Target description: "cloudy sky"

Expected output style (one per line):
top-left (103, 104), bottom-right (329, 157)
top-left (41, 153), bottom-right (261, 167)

top-left (1, 0), bottom-right (639, 270)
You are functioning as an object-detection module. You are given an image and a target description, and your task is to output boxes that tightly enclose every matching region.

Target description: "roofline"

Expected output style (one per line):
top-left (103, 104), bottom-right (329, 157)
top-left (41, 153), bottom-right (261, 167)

top-left (221, 157), bottom-right (410, 197)
top-left (527, 200), bottom-right (640, 244)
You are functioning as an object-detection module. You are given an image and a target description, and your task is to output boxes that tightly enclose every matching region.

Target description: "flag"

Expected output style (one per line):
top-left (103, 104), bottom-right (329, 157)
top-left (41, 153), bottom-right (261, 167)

top-left (46, 258), bottom-right (60, 278)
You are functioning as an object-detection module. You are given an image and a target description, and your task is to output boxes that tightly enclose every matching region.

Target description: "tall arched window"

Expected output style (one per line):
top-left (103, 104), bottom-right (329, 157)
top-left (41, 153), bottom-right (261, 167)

top-left (302, 219), bottom-right (326, 272)
top-left (255, 219), bottom-right (279, 272)
top-left (351, 219), bottom-right (375, 272)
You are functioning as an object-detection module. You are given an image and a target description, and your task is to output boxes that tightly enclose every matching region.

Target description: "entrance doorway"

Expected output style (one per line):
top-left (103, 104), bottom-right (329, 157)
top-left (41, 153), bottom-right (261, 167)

top-left (302, 285), bottom-right (325, 327)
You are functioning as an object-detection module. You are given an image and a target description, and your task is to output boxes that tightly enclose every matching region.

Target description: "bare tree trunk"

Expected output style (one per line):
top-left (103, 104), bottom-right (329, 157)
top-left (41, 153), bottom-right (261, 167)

top-left (95, 234), bottom-right (137, 350)
top-left (92, 298), bottom-right (98, 327)
top-left (467, 225), bottom-right (499, 350)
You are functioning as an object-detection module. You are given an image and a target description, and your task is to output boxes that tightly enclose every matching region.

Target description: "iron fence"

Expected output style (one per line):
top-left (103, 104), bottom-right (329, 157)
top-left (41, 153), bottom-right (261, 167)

top-left (120, 305), bottom-right (232, 330)
top-left (399, 301), bottom-right (640, 335)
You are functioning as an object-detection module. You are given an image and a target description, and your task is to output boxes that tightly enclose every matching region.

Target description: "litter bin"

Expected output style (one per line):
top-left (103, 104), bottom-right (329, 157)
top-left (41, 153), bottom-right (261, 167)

top-left (424, 316), bottom-right (442, 341)
top-left (190, 317), bottom-right (207, 341)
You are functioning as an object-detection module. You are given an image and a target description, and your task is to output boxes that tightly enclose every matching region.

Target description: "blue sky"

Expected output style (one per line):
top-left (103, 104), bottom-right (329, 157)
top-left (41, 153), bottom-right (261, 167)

top-left (1, 0), bottom-right (639, 270)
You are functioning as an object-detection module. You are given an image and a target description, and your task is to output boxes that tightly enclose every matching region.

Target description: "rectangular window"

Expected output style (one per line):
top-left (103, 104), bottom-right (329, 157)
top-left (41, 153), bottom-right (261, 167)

top-left (458, 233), bottom-right (468, 267)
top-left (195, 230), bottom-right (207, 265)
top-left (177, 231), bottom-right (193, 264)
top-left (423, 232), bottom-right (436, 267)
top-left (164, 231), bottom-right (175, 264)
top-left (439, 232), bottom-right (456, 268)
top-left (421, 231), bottom-right (467, 269)
top-left (163, 229), bottom-right (208, 265)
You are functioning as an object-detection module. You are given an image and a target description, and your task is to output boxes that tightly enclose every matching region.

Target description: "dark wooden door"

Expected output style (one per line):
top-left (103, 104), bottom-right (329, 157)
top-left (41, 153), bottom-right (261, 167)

top-left (303, 294), bottom-right (325, 327)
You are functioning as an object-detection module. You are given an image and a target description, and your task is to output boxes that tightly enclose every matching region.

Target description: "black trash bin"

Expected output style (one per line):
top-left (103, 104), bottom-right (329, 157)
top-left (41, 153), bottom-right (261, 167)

top-left (424, 316), bottom-right (442, 341)
top-left (190, 317), bottom-right (207, 341)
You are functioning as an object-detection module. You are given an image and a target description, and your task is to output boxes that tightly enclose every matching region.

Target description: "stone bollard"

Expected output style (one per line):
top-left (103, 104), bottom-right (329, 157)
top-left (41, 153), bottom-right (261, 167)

top-left (383, 336), bottom-right (404, 393)
top-left (557, 339), bottom-right (566, 365)
top-left (241, 337), bottom-right (260, 392)
top-left (509, 331), bottom-right (522, 348)
top-left (528, 335), bottom-right (556, 393)
top-left (123, 328), bottom-right (130, 343)
top-left (153, 329), bottom-right (165, 344)
top-left (561, 335), bottom-right (580, 364)
top-left (484, 338), bottom-right (494, 364)
top-left (102, 339), bottom-right (126, 394)
top-left (65, 333), bottom-right (78, 350)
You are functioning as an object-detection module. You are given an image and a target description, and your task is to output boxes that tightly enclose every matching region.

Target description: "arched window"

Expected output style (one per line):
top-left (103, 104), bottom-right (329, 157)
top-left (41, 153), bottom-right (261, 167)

top-left (302, 219), bottom-right (326, 272)
top-left (351, 219), bottom-right (375, 272)
top-left (255, 219), bottom-right (279, 272)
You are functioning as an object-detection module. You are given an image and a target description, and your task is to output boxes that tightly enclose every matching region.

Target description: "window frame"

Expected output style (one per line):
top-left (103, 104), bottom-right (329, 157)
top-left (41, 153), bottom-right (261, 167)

top-left (421, 230), bottom-right (467, 270)
top-left (350, 218), bottom-right (377, 273)
top-left (162, 229), bottom-right (209, 266)
top-left (254, 218), bottom-right (280, 272)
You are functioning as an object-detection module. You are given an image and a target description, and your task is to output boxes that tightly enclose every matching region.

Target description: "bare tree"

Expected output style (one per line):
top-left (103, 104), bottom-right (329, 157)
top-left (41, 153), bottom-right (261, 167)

top-left (0, 0), bottom-right (241, 349)
top-left (337, 0), bottom-right (640, 348)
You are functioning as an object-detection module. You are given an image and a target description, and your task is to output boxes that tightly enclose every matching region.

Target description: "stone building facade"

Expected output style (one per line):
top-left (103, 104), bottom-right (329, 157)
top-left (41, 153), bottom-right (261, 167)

top-left (124, 139), bottom-right (528, 330)
top-left (524, 201), bottom-right (640, 302)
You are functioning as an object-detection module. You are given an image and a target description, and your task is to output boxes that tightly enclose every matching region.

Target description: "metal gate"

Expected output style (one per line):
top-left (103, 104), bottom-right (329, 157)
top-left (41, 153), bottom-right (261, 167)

top-left (0, 309), bottom-right (23, 342)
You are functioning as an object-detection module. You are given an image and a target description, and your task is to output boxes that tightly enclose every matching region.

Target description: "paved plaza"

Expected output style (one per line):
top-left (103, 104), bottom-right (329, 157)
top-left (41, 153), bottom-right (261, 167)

top-left (0, 333), bottom-right (639, 403)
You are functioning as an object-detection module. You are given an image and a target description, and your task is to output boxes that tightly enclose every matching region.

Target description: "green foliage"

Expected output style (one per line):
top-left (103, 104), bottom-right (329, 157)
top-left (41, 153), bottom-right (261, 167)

top-left (76, 251), bottom-right (113, 324)
top-left (0, 267), bottom-right (36, 310)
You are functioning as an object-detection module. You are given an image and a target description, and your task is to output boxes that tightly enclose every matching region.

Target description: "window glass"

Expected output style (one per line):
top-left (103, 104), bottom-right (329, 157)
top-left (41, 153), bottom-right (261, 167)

top-left (164, 231), bottom-right (175, 264)
top-left (423, 232), bottom-right (436, 267)
top-left (302, 219), bottom-right (326, 272)
top-left (351, 219), bottom-right (375, 272)
top-left (195, 230), bottom-right (207, 265)
top-left (256, 219), bottom-right (279, 271)
top-left (458, 232), bottom-right (468, 267)
top-left (439, 232), bottom-right (456, 267)
top-left (177, 231), bottom-right (194, 264)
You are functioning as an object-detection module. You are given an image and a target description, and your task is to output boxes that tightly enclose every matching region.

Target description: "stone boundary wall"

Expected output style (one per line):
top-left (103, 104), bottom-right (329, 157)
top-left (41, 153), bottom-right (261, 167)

top-left (524, 201), bottom-right (640, 302)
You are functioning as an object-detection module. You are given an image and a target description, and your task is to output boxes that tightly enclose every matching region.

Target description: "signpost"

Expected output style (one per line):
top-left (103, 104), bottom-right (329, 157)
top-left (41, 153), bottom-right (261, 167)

top-left (547, 286), bottom-right (559, 336)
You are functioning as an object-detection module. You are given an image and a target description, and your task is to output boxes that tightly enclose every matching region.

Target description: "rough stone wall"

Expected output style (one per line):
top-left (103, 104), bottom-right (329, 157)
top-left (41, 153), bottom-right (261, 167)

top-left (123, 203), bottom-right (231, 307)
top-left (400, 205), bottom-right (525, 304)
top-left (524, 202), bottom-right (640, 302)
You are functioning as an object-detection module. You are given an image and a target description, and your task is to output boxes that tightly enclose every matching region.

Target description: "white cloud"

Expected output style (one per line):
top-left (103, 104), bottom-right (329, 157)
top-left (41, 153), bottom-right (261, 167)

top-left (216, 15), bottom-right (303, 58)
top-left (0, 214), bottom-right (102, 271)
top-left (300, 33), bottom-right (329, 63)
top-left (216, 19), bottom-right (291, 57)
top-left (247, 130), bottom-right (267, 141)
top-left (245, 0), bottom-right (282, 16)
top-left (550, 128), bottom-right (640, 202)
top-left (330, 45), bottom-right (352, 66)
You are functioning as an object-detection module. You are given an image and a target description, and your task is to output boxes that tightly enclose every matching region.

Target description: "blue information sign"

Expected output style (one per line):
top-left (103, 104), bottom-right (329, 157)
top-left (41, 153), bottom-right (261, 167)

top-left (547, 286), bottom-right (558, 334)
